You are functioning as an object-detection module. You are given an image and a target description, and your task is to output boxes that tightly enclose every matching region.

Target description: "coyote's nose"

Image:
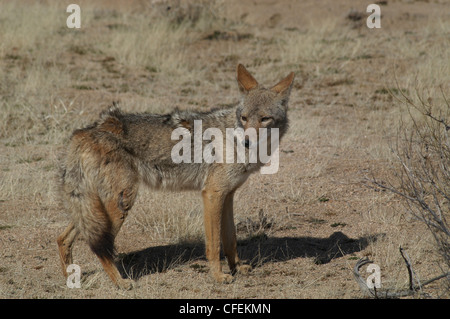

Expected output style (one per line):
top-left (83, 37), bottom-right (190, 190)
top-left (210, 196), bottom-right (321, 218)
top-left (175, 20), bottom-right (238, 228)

top-left (244, 137), bottom-right (250, 149)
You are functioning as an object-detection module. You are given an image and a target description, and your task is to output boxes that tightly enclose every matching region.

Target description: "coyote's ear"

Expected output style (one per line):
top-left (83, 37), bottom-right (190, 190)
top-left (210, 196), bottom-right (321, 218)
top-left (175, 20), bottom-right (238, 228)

top-left (271, 72), bottom-right (295, 107)
top-left (271, 72), bottom-right (295, 95)
top-left (237, 64), bottom-right (258, 94)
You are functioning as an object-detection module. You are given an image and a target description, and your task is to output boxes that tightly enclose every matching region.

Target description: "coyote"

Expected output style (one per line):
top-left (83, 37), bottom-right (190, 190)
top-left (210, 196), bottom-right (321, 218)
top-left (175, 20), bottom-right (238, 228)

top-left (57, 64), bottom-right (295, 289)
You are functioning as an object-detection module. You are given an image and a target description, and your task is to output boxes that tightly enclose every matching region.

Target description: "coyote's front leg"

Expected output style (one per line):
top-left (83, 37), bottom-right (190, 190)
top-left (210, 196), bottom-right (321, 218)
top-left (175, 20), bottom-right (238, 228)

top-left (202, 188), bottom-right (233, 283)
top-left (222, 191), bottom-right (252, 276)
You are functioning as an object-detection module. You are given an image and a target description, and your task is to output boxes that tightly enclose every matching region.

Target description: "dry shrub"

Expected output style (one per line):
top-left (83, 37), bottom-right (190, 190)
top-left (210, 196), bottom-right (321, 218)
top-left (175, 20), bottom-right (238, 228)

top-left (373, 86), bottom-right (450, 292)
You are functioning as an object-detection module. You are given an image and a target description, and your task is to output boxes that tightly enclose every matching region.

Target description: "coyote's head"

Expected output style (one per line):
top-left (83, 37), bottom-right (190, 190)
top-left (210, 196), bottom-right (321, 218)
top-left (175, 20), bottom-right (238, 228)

top-left (235, 64), bottom-right (295, 149)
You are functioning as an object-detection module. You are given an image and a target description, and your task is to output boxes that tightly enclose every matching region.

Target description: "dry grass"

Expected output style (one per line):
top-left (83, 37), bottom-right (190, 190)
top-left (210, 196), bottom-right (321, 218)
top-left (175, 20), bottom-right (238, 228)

top-left (0, 0), bottom-right (449, 299)
top-left (130, 190), bottom-right (204, 244)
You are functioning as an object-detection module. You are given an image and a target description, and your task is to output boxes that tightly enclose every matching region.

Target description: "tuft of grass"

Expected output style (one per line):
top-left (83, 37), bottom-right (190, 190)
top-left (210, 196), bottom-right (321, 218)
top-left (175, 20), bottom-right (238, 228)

top-left (94, 1), bottom-right (225, 78)
top-left (277, 19), bottom-right (363, 64)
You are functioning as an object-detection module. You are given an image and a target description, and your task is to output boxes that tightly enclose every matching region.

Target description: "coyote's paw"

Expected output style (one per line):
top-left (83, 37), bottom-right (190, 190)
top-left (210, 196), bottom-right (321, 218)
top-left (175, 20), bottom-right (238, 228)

top-left (116, 278), bottom-right (134, 290)
top-left (236, 264), bottom-right (252, 275)
top-left (213, 272), bottom-right (234, 284)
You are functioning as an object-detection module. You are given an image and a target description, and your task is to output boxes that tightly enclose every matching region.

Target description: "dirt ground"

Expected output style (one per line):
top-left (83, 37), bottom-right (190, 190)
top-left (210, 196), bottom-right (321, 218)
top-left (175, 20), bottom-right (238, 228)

top-left (0, 0), bottom-right (449, 299)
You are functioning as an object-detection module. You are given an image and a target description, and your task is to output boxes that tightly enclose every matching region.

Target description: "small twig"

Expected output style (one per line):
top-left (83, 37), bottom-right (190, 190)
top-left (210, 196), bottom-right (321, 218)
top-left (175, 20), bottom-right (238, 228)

top-left (420, 272), bottom-right (450, 287)
top-left (399, 246), bottom-right (415, 291)
top-left (353, 257), bottom-right (375, 297)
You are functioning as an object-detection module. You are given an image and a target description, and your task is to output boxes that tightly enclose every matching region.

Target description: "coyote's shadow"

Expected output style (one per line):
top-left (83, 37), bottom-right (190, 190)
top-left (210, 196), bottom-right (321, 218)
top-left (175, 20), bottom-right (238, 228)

top-left (117, 231), bottom-right (380, 280)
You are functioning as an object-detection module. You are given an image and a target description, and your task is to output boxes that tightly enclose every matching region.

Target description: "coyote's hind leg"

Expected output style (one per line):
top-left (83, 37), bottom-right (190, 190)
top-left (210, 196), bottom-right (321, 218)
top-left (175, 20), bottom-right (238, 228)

top-left (87, 192), bottom-right (136, 290)
top-left (57, 222), bottom-right (79, 278)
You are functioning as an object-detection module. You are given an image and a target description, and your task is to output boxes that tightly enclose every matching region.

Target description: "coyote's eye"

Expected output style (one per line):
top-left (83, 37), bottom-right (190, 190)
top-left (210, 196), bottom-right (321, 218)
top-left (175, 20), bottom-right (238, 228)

top-left (261, 117), bottom-right (273, 123)
top-left (241, 116), bottom-right (248, 122)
